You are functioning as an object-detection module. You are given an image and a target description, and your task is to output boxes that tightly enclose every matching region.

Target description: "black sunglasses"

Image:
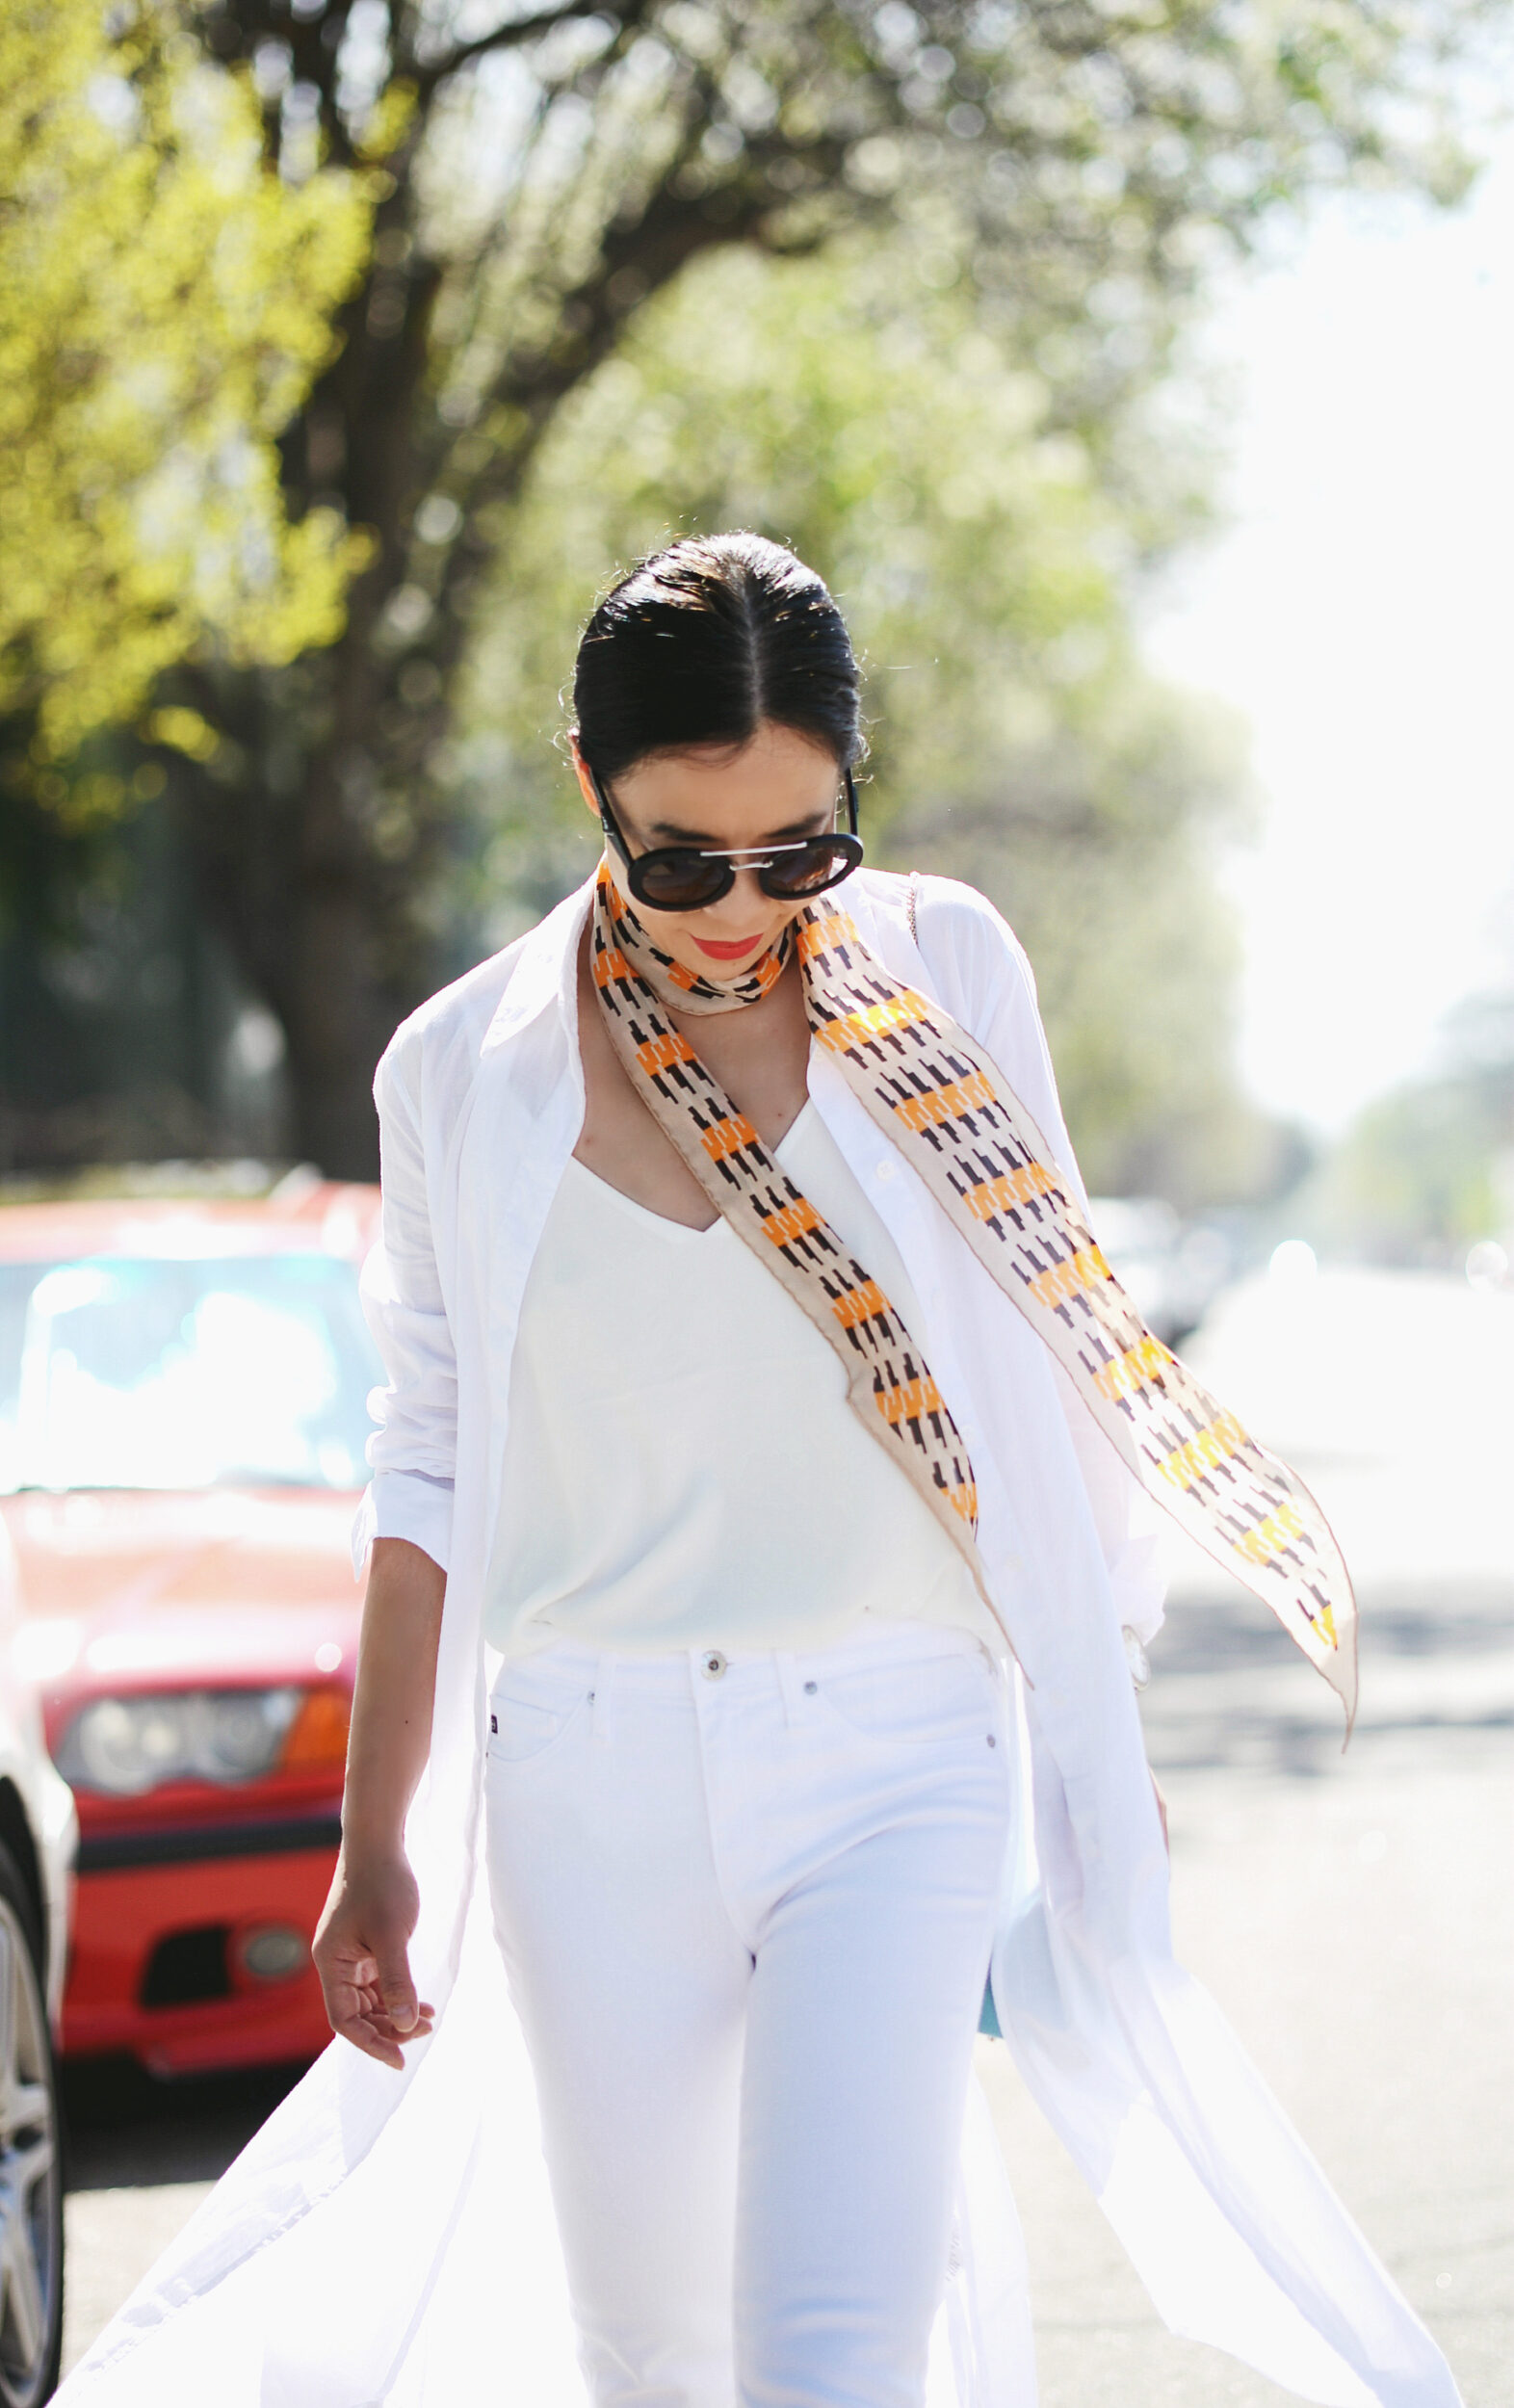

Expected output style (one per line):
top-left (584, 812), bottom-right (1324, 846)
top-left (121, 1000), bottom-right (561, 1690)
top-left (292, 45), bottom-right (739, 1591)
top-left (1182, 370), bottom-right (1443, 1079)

top-left (588, 760), bottom-right (863, 914)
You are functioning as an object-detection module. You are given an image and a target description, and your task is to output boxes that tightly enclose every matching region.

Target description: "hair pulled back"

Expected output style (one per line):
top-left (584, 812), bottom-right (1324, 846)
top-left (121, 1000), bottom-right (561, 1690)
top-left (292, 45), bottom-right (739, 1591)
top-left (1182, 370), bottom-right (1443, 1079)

top-left (572, 532), bottom-right (860, 783)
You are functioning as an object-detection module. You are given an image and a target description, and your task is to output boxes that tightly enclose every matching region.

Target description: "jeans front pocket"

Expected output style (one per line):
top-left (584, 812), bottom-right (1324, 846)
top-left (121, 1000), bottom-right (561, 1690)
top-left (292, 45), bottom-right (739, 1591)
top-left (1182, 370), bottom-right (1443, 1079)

top-left (485, 1683), bottom-right (587, 1768)
top-left (813, 1644), bottom-right (1001, 1756)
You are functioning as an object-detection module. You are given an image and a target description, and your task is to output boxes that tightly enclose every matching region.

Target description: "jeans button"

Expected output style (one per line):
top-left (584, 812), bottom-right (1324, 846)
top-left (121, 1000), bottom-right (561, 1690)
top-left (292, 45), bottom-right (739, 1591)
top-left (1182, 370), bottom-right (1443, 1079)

top-left (702, 1650), bottom-right (727, 1680)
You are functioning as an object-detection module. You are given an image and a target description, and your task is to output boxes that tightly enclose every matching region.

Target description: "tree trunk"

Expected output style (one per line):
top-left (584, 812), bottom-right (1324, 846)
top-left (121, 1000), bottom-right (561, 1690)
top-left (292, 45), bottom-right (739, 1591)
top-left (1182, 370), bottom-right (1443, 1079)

top-left (173, 187), bottom-right (830, 1170)
top-left (180, 620), bottom-right (445, 1179)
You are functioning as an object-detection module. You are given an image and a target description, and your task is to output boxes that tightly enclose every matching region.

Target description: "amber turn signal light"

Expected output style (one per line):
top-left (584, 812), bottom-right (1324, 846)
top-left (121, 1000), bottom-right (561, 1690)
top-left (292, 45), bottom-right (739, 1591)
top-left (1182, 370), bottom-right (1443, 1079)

top-left (276, 1686), bottom-right (351, 1774)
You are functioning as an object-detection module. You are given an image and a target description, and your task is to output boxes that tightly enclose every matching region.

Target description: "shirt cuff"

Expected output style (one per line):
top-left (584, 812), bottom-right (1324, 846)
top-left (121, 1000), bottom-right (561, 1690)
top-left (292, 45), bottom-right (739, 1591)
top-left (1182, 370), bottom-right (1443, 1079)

top-left (350, 1470), bottom-right (455, 1580)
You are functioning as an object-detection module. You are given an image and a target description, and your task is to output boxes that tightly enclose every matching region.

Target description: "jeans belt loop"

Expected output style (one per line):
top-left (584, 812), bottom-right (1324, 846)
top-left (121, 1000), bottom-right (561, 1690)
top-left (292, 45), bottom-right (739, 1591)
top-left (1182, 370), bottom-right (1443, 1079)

top-left (591, 1654), bottom-right (615, 1745)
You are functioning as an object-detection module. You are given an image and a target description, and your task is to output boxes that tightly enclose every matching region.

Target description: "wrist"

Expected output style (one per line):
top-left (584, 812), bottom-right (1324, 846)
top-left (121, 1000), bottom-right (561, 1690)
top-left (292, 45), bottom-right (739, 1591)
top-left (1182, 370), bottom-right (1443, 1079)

top-left (337, 1817), bottom-right (410, 1870)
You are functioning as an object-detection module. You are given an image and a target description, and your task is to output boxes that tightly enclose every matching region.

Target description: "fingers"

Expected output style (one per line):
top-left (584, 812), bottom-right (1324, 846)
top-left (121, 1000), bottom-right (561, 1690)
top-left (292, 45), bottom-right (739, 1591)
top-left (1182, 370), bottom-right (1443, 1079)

top-left (340, 2005), bottom-right (437, 2071)
top-left (314, 1932), bottom-right (435, 2067)
top-left (340, 2012), bottom-right (405, 2072)
top-left (322, 1965), bottom-right (436, 2069)
top-left (312, 1858), bottom-right (433, 2068)
top-left (373, 1937), bottom-right (421, 2035)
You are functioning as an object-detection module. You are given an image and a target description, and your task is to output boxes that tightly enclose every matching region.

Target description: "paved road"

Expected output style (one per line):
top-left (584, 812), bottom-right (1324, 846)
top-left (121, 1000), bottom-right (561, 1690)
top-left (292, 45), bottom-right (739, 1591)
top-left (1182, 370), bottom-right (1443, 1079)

top-left (60, 1269), bottom-right (1513, 2401)
top-left (979, 1564), bottom-right (1512, 2407)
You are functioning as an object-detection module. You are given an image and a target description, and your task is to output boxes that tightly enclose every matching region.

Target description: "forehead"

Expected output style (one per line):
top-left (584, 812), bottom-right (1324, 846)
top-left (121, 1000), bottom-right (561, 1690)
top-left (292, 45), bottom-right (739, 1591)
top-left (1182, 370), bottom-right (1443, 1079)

top-left (617, 728), bottom-right (840, 844)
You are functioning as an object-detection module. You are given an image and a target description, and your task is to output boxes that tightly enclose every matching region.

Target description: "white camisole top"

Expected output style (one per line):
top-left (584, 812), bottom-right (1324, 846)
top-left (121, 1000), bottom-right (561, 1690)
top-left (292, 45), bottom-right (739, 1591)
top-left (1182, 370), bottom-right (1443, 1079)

top-left (483, 1097), bottom-right (997, 1658)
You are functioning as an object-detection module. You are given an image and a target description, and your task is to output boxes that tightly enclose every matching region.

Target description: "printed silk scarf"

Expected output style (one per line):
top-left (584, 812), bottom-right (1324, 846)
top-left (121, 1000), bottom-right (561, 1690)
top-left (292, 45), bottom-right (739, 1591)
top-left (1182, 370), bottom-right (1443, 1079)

top-left (590, 863), bottom-right (1356, 1726)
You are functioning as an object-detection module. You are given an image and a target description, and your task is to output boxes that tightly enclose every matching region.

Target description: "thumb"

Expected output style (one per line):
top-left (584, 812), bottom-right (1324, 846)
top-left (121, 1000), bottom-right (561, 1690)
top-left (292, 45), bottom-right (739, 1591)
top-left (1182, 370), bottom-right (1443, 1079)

top-left (375, 1940), bottom-right (418, 2032)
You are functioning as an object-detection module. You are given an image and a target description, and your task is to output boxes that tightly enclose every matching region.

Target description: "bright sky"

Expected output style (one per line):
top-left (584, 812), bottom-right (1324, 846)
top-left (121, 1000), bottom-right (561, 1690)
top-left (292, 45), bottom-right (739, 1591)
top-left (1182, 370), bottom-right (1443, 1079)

top-left (1141, 127), bottom-right (1514, 1137)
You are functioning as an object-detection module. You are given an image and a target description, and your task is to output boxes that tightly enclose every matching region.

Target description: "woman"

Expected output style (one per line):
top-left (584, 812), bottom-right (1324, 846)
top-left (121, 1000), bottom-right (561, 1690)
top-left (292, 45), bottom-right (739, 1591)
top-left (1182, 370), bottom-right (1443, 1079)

top-left (60, 536), bottom-right (1460, 2408)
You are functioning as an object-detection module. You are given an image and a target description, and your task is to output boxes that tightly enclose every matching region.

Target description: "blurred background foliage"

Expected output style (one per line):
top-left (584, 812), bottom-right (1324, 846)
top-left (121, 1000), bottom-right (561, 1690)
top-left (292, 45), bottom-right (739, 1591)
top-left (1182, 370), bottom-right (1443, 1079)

top-left (1287, 976), bottom-right (1514, 1264)
top-left (0, 0), bottom-right (371, 771)
top-left (1, 0), bottom-right (1507, 1251)
top-left (457, 233), bottom-right (1271, 1205)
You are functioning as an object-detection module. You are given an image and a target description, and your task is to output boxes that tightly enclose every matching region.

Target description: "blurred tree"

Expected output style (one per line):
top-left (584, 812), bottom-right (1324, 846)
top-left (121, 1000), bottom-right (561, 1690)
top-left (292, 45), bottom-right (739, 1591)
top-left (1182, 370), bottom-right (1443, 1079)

top-left (1295, 978), bottom-right (1514, 1263)
top-left (0, 780), bottom-right (277, 1178)
top-left (21, 0), bottom-right (1493, 1169)
top-left (1297, 1084), bottom-right (1501, 1264)
top-left (0, 0), bottom-right (371, 782)
top-left (456, 237), bottom-right (1279, 1205)
top-left (888, 697), bottom-right (1285, 1205)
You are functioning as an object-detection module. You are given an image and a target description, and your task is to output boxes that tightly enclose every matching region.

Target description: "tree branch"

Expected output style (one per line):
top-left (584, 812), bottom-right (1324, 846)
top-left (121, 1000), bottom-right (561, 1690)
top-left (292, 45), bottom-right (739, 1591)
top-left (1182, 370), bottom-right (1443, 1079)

top-left (404, 0), bottom-right (656, 97)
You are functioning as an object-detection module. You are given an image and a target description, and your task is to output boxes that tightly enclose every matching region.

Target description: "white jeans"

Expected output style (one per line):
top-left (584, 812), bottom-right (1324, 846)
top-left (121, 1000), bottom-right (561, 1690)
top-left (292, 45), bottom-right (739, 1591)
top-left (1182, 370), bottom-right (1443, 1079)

top-left (483, 1619), bottom-right (1013, 2408)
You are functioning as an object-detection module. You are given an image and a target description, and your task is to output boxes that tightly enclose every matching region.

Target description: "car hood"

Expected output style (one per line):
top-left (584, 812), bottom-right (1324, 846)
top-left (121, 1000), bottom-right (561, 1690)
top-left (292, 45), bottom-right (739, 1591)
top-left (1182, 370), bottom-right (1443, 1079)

top-left (0, 1489), bottom-right (363, 1690)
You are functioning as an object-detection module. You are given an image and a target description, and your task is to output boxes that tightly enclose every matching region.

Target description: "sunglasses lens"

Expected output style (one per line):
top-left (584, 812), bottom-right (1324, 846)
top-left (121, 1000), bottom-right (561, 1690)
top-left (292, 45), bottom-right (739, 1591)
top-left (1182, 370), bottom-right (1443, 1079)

top-left (621, 828), bottom-right (860, 911)
top-left (760, 841), bottom-right (859, 899)
top-left (632, 852), bottom-right (731, 912)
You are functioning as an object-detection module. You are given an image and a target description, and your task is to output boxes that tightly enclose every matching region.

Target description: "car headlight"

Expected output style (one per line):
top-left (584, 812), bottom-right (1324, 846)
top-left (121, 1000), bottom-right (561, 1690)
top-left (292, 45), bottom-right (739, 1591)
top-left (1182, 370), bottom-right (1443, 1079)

top-left (56, 1687), bottom-right (349, 1796)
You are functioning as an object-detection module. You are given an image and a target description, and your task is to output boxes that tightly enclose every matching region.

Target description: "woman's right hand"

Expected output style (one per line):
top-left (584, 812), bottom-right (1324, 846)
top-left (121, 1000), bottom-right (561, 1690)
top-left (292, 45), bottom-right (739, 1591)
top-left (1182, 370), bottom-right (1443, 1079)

top-left (313, 1847), bottom-right (436, 2071)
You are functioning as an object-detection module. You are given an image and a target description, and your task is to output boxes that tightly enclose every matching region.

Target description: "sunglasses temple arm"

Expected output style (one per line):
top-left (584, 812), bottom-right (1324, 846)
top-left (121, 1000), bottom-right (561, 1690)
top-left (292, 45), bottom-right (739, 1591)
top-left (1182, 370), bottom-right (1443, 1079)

top-left (587, 763), bottom-right (624, 854)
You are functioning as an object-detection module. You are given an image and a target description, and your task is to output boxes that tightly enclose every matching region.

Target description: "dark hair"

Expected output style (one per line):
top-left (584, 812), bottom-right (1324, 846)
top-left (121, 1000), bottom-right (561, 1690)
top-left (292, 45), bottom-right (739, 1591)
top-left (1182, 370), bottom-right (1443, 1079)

top-left (572, 532), bottom-right (861, 782)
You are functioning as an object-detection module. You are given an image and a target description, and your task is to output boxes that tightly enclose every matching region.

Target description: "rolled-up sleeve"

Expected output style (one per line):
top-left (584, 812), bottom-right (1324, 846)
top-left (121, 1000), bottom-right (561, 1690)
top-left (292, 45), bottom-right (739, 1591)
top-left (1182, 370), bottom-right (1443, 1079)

top-left (917, 877), bottom-right (1170, 1646)
top-left (351, 1033), bottom-right (457, 1579)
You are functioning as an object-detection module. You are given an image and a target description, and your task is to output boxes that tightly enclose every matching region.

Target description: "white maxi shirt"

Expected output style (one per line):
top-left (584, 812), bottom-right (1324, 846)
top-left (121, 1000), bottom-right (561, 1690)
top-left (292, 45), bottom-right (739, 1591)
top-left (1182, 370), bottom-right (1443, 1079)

top-left (57, 868), bottom-right (1461, 2408)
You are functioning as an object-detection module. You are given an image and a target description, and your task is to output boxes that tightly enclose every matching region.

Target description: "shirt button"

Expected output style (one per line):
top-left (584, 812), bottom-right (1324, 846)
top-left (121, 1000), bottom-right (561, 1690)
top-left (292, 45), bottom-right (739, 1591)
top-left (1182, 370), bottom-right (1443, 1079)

top-left (701, 1651), bottom-right (727, 1680)
top-left (874, 1161), bottom-right (897, 1184)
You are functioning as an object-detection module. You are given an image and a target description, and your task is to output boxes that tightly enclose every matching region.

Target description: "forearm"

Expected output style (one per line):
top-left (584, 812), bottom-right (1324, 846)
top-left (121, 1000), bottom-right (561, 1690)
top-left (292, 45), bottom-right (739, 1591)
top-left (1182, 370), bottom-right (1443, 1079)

top-left (341, 1536), bottom-right (446, 1856)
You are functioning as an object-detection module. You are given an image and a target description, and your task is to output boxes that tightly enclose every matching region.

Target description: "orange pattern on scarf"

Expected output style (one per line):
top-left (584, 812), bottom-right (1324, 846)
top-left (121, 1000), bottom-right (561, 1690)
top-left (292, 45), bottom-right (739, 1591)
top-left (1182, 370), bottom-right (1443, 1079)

top-left (590, 865), bottom-right (1356, 1727)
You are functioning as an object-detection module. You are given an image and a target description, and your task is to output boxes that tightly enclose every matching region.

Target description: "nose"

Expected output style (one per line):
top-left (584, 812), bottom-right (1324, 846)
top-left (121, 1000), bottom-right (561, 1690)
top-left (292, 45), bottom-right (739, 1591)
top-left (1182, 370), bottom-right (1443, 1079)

top-left (696, 864), bottom-right (774, 927)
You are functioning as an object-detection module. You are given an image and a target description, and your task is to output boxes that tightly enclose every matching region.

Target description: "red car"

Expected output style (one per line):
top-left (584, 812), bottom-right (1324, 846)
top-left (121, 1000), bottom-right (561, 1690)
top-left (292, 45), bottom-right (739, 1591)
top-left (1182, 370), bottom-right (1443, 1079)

top-left (0, 1179), bottom-right (382, 2076)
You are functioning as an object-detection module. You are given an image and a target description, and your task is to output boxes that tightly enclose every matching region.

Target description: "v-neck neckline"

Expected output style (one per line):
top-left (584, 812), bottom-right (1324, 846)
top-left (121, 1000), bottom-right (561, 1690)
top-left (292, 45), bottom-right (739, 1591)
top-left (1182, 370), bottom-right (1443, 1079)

top-left (565, 1096), bottom-right (817, 1239)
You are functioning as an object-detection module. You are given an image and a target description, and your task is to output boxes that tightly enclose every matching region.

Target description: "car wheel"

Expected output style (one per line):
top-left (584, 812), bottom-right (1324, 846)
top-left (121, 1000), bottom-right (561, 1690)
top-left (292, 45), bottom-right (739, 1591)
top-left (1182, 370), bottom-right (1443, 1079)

top-left (0, 1842), bottom-right (62, 2407)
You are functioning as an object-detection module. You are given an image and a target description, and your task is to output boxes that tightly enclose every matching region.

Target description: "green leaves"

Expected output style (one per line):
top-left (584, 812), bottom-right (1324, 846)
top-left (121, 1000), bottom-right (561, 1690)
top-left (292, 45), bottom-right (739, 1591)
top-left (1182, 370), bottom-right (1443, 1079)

top-left (0, 1), bottom-right (373, 769)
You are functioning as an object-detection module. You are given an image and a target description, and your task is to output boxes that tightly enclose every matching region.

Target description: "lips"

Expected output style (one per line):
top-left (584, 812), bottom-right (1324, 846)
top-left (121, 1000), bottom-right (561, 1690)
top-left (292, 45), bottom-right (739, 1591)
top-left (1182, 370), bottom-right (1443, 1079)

top-left (693, 934), bottom-right (766, 961)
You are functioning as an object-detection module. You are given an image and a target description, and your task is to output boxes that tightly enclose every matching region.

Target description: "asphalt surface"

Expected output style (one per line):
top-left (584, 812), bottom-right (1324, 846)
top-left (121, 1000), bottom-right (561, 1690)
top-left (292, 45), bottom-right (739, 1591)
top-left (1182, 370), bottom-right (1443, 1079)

top-left (59, 1269), bottom-right (1513, 2402)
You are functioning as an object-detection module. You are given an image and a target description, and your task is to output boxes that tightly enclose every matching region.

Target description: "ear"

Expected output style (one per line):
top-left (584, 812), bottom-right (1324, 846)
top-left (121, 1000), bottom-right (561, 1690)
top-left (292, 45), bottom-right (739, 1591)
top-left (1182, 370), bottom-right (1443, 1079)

top-left (568, 733), bottom-right (599, 822)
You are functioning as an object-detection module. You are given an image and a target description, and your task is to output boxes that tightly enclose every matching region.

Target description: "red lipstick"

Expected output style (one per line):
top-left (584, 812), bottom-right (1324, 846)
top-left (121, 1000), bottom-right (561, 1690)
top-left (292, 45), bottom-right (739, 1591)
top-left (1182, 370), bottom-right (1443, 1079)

top-left (693, 934), bottom-right (766, 961)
